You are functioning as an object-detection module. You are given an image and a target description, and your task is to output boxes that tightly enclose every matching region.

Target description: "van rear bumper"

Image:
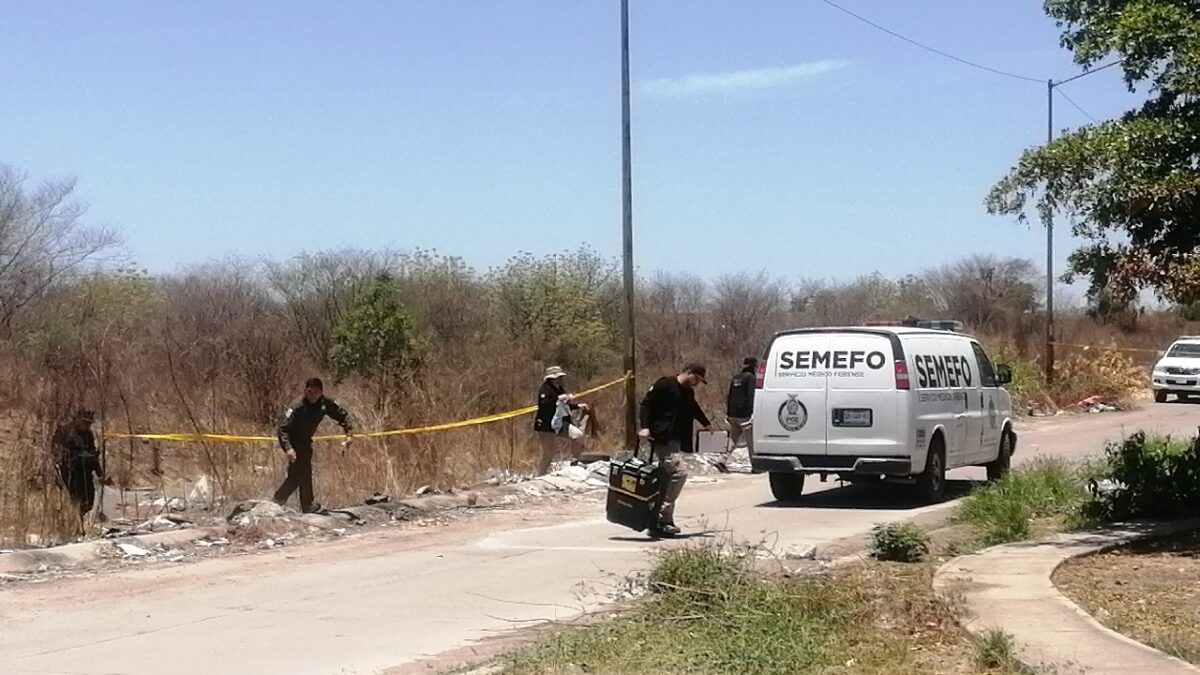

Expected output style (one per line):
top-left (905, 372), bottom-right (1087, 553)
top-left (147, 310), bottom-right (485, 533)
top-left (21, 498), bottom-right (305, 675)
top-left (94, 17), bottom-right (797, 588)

top-left (750, 455), bottom-right (912, 476)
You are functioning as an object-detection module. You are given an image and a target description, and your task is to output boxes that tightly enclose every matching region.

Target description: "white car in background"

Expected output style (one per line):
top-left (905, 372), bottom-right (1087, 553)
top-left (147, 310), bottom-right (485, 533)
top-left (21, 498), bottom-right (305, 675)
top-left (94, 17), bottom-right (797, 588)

top-left (1151, 337), bottom-right (1200, 403)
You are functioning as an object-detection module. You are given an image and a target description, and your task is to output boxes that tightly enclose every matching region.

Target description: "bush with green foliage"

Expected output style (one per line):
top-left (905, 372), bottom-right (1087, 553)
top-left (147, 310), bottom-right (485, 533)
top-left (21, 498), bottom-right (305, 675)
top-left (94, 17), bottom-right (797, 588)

top-left (490, 247), bottom-right (620, 379)
top-left (870, 522), bottom-right (931, 563)
top-left (1084, 432), bottom-right (1200, 522)
top-left (329, 272), bottom-right (420, 407)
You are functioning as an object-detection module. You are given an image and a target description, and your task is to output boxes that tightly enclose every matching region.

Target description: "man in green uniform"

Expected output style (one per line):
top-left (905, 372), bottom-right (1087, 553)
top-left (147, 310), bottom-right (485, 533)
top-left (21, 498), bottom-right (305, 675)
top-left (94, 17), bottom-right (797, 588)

top-left (274, 378), bottom-right (354, 513)
top-left (52, 409), bottom-right (105, 525)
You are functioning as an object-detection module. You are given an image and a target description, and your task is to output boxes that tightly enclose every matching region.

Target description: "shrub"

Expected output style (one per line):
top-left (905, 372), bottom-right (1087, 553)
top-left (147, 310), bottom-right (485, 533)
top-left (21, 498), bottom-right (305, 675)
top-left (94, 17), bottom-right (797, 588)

top-left (1084, 431), bottom-right (1200, 521)
top-left (329, 271), bottom-right (421, 411)
top-left (870, 522), bottom-right (931, 562)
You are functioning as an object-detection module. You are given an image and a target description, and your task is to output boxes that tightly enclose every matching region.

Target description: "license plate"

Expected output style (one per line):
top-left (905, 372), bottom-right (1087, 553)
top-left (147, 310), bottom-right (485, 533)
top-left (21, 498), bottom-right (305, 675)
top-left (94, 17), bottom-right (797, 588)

top-left (1168, 380), bottom-right (1195, 386)
top-left (833, 408), bottom-right (873, 427)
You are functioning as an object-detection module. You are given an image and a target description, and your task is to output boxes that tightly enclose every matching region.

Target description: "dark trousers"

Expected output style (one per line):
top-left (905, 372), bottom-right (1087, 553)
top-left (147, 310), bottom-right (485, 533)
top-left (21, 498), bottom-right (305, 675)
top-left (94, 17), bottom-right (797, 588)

top-left (273, 444), bottom-right (316, 511)
top-left (57, 456), bottom-right (98, 516)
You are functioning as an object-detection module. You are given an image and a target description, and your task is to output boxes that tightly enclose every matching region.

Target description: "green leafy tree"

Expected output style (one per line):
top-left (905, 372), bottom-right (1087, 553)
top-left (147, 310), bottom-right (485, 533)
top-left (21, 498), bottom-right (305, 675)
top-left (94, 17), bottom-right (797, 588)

top-left (490, 247), bottom-right (620, 379)
top-left (329, 272), bottom-right (420, 410)
top-left (987, 0), bottom-right (1200, 306)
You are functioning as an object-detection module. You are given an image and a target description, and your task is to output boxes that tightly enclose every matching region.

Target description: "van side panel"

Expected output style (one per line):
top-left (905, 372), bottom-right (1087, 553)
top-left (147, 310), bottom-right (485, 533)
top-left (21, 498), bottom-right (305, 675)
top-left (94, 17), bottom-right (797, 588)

top-left (754, 333), bottom-right (830, 458)
top-left (908, 335), bottom-right (977, 470)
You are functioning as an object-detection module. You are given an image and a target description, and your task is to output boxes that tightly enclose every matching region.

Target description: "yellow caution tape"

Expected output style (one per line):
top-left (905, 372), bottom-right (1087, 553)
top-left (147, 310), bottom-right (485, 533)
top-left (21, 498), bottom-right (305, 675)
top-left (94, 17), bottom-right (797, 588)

top-left (107, 373), bottom-right (631, 444)
top-left (1051, 341), bottom-right (1164, 355)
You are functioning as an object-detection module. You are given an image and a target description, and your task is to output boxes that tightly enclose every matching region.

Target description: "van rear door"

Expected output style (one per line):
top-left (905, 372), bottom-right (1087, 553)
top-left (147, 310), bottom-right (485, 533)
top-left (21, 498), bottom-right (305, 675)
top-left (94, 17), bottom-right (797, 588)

top-left (755, 332), bottom-right (831, 458)
top-left (824, 332), bottom-right (903, 457)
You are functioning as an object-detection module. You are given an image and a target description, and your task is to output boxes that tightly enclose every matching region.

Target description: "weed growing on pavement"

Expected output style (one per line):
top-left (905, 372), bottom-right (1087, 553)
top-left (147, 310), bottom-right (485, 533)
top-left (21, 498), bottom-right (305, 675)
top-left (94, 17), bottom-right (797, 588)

top-left (973, 630), bottom-right (1032, 672)
top-left (956, 458), bottom-right (1089, 546)
top-left (870, 522), bottom-right (930, 562)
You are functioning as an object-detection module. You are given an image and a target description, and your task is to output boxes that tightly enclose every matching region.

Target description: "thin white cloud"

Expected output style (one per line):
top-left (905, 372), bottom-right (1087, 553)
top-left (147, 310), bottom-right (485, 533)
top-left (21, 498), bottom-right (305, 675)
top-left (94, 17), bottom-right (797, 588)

top-left (640, 60), bottom-right (851, 98)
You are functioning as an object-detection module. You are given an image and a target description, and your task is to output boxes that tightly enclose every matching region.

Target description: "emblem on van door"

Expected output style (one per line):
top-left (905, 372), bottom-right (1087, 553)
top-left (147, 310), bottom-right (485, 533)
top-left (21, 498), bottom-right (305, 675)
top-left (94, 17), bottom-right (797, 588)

top-left (778, 395), bottom-right (808, 431)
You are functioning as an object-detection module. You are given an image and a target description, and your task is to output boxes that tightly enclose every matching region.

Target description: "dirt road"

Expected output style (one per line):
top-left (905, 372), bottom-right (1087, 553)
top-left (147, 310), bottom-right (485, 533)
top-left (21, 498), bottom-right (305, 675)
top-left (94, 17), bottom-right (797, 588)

top-left (2, 404), bottom-right (1196, 675)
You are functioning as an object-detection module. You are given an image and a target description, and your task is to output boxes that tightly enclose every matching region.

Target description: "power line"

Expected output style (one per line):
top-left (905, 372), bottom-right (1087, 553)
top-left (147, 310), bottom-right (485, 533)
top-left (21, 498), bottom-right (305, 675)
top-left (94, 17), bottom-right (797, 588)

top-left (1055, 87), bottom-right (1098, 123)
top-left (1054, 59), bottom-right (1120, 85)
top-left (821, 0), bottom-right (1044, 84)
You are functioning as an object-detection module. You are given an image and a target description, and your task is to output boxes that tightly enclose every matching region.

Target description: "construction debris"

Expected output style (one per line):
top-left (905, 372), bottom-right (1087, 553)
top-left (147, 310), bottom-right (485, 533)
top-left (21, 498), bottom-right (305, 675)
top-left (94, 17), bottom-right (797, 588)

top-left (116, 543), bottom-right (151, 557)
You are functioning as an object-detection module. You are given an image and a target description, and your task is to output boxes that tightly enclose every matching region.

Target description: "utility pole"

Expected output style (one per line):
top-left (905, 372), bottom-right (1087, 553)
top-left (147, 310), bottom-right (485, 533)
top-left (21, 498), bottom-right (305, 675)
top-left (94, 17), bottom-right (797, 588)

top-left (1042, 62), bottom-right (1116, 384)
top-left (620, 0), bottom-right (638, 452)
top-left (1045, 78), bottom-right (1055, 385)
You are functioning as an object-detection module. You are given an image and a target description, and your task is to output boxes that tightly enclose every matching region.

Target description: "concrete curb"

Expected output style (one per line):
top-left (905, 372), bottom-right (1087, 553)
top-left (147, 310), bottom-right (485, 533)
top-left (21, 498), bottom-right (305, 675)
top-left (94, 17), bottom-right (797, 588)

top-left (0, 527), bottom-right (224, 575)
top-left (933, 518), bottom-right (1200, 675)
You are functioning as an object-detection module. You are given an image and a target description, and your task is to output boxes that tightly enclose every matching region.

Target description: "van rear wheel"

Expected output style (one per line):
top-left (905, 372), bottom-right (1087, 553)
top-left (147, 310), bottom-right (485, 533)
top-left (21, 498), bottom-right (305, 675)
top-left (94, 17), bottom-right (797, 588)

top-left (769, 472), bottom-right (805, 502)
top-left (915, 439), bottom-right (946, 504)
top-left (986, 431), bottom-right (1013, 482)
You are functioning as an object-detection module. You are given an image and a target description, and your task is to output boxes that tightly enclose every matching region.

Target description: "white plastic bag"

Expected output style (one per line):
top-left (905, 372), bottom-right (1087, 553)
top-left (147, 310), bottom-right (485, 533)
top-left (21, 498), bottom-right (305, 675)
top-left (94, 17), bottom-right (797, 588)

top-left (551, 395), bottom-right (571, 433)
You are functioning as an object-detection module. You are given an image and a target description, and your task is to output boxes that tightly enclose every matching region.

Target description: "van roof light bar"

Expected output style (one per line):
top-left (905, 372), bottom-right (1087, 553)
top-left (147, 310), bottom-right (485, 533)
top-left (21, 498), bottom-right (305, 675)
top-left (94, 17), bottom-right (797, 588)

top-left (863, 318), bottom-right (964, 332)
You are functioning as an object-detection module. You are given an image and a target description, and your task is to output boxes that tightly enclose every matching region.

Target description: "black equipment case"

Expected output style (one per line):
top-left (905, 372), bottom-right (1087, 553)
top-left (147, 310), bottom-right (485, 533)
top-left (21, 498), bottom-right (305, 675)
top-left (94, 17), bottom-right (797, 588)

top-left (605, 444), bottom-right (662, 532)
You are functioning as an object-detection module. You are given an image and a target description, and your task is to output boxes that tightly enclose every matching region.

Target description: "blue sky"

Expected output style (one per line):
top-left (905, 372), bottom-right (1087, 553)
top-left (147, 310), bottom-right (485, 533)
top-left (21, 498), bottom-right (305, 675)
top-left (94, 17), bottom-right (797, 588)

top-left (0, 1), bottom-right (1140, 289)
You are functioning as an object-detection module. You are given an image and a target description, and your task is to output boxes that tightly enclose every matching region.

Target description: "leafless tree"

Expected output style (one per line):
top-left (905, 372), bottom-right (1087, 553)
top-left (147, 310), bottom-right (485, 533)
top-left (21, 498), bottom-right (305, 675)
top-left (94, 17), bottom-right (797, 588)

top-left (163, 260), bottom-right (291, 425)
top-left (0, 166), bottom-right (121, 333)
top-left (711, 271), bottom-right (786, 357)
top-left (637, 272), bottom-right (710, 367)
top-left (925, 256), bottom-right (1041, 330)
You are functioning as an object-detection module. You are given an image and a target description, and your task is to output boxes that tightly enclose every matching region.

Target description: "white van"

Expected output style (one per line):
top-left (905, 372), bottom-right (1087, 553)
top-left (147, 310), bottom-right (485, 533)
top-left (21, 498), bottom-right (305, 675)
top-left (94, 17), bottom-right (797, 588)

top-left (750, 322), bottom-right (1016, 503)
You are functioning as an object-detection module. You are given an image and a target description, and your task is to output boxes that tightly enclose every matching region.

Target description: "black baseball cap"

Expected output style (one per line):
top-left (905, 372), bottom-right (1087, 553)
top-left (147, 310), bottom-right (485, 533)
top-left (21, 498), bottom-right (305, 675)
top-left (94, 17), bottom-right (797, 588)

top-left (743, 356), bottom-right (758, 367)
top-left (683, 362), bottom-right (708, 383)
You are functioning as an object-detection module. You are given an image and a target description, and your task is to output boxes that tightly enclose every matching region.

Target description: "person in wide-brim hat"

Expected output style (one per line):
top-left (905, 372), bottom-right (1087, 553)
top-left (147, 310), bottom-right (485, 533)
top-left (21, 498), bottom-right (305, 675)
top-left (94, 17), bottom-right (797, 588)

top-left (533, 365), bottom-right (586, 474)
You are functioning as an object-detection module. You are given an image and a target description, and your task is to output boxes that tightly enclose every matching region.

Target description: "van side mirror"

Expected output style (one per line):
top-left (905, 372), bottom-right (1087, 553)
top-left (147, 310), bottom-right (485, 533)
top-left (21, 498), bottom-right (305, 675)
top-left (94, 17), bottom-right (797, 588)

top-left (996, 364), bottom-right (1013, 386)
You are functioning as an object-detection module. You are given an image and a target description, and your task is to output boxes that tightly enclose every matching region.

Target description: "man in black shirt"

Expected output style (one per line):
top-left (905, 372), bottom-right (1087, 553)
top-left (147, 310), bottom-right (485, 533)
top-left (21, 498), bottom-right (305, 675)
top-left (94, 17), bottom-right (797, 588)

top-left (52, 409), bottom-right (104, 522)
top-left (725, 357), bottom-right (757, 451)
top-left (274, 378), bottom-right (354, 513)
top-left (638, 363), bottom-right (711, 537)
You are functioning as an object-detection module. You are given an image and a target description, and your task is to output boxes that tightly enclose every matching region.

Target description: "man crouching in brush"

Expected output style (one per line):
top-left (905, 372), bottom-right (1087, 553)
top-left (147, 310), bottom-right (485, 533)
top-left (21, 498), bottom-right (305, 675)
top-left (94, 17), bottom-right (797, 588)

top-left (274, 378), bottom-right (354, 514)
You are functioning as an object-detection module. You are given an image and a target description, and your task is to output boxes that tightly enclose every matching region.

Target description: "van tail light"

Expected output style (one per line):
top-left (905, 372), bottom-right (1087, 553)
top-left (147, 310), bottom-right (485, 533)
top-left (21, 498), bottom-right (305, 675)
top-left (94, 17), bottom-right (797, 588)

top-left (755, 360), bottom-right (766, 389)
top-left (894, 360), bottom-right (911, 390)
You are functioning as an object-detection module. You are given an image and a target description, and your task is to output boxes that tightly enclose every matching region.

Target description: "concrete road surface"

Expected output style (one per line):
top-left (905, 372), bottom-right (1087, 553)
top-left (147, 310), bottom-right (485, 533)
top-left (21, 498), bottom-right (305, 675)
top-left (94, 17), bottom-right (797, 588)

top-left (2, 404), bottom-right (1196, 675)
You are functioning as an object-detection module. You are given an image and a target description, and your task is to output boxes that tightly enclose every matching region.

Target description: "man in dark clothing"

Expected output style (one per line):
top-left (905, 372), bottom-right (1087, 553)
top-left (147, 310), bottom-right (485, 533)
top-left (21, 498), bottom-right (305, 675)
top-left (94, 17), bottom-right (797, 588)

top-left (725, 357), bottom-right (757, 451)
top-left (52, 409), bottom-right (104, 520)
top-left (274, 378), bottom-right (354, 513)
top-left (533, 366), bottom-right (587, 475)
top-left (638, 363), bottom-right (711, 538)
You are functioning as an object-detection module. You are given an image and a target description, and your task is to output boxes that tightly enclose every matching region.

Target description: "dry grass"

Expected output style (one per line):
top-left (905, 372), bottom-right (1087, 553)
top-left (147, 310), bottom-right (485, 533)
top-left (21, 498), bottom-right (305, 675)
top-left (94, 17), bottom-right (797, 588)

top-left (492, 541), bottom-right (1029, 675)
top-left (1054, 530), bottom-right (1200, 666)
